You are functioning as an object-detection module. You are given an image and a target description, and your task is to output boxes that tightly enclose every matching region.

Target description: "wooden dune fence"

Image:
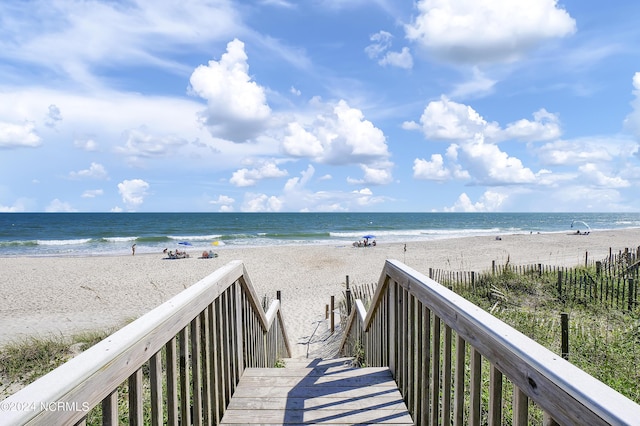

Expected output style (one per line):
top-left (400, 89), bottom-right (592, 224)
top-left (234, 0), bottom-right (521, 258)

top-left (340, 259), bottom-right (640, 425)
top-left (430, 247), bottom-right (640, 311)
top-left (1, 260), bottom-right (291, 426)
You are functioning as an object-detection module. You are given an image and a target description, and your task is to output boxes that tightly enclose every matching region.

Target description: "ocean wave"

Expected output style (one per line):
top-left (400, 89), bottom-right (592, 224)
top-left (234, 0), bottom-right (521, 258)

top-left (37, 238), bottom-right (92, 246)
top-left (167, 234), bottom-right (223, 241)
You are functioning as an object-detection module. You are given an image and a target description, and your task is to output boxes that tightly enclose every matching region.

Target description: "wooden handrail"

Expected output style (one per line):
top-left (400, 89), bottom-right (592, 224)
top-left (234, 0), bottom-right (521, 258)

top-left (2, 260), bottom-right (291, 425)
top-left (340, 259), bottom-right (640, 425)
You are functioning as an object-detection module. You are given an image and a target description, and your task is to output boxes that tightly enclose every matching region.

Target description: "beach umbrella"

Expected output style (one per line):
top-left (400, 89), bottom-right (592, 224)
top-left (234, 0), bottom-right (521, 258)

top-left (570, 220), bottom-right (591, 232)
top-left (362, 234), bottom-right (376, 239)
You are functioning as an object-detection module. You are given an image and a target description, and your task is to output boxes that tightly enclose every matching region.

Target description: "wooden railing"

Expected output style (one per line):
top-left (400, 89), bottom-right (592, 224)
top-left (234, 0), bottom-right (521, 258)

top-left (2, 260), bottom-right (290, 425)
top-left (340, 259), bottom-right (640, 425)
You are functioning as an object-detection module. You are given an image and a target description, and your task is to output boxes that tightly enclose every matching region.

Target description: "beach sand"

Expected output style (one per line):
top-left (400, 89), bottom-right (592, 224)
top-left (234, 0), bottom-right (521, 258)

top-left (1, 229), bottom-right (639, 360)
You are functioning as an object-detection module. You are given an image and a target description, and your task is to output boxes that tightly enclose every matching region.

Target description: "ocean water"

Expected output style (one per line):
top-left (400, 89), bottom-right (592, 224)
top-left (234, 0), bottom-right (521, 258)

top-left (0, 212), bottom-right (639, 257)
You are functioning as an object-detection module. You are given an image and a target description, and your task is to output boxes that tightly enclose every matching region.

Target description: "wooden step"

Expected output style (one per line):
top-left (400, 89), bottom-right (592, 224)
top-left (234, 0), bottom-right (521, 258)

top-left (220, 358), bottom-right (413, 425)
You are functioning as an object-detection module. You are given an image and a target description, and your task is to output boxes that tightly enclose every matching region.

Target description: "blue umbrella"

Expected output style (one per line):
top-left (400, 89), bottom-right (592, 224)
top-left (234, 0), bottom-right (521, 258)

top-left (362, 234), bottom-right (375, 239)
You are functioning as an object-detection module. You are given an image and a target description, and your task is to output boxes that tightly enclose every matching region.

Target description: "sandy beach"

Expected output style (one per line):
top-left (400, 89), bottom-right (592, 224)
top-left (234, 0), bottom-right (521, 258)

top-left (1, 229), bottom-right (639, 359)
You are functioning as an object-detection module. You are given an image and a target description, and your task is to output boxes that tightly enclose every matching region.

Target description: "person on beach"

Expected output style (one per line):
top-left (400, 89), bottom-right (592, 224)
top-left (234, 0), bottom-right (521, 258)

top-left (131, 244), bottom-right (136, 256)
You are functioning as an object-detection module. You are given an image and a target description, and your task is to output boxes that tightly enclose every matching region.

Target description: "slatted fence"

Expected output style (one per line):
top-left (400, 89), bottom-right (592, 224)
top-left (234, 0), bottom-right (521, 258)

top-left (1, 260), bottom-right (291, 426)
top-left (340, 259), bottom-right (640, 425)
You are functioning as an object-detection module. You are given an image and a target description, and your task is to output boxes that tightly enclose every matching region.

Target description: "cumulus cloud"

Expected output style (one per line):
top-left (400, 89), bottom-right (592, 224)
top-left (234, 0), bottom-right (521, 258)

top-left (283, 99), bottom-right (390, 165)
top-left (458, 134), bottom-right (537, 185)
top-left (117, 179), bottom-right (150, 210)
top-left (0, 121), bottom-right (41, 148)
top-left (623, 72), bottom-right (640, 138)
top-left (365, 31), bottom-right (413, 69)
top-left (189, 39), bottom-right (272, 142)
top-left (242, 193), bottom-right (283, 212)
top-left (69, 162), bottom-right (108, 180)
top-left (404, 96), bottom-right (500, 141)
top-left (413, 154), bottom-right (451, 181)
top-left (504, 109), bottom-right (561, 142)
top-left (406, 97), bottom-right (562, 143)
top-left (210, 194), bottom-right (235, 212)
top-left (444, 191), bottom-right (507, 212)
top-left (405, 0), bottom-right (576, 64)
top-left (45, 198), bottom-right (77, 212)
top-left (578, 163), bottom-right (630, 188)
top-left (229, 161), bottom-right (288, 187)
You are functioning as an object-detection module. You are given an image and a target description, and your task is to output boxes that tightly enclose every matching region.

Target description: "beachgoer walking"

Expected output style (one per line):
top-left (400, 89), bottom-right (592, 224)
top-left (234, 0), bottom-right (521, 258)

top-left (132, 244), bottom-right (136, 256)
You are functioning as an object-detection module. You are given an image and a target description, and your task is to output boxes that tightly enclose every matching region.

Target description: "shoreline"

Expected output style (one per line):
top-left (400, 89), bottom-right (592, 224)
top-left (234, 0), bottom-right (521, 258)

top-left (1, 229), bottom-right (639, 358)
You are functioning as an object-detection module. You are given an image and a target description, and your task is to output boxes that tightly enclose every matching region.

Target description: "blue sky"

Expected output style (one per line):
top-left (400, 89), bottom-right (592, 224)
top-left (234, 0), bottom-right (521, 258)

top-left (1, 0), bottom-right (639, 213)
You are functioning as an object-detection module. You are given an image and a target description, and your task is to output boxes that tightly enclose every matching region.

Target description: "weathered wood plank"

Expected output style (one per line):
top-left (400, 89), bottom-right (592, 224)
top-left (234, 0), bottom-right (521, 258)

top-left (219, 408), bottom-right (413, 424)
top-left (220, 364), bottom-right (413, 425)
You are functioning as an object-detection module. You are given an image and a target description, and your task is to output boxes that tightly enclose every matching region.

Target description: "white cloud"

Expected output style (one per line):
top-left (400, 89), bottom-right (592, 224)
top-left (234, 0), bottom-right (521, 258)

top-left (408, 96), bottom-right (500, 141)
top-left (230, 161), bottom-right (288, 187)
top-left (284, 100), bottom-right (390, 164)
top-left (379, 47), bottom-right (413, 69)
top-left (45, 198), bottom-right (77, 212)
top-left (450, 68), bottom-right (496, 99)
top-left (115, 128), bottom-right (189, 161)
top-left (242, 193), bottom-right (283, 212)
top-left (444, 191), bottom-right (507, 212)
top-left (74, 136), bottom-right (99, 152)
top-left (0, 121), bottom-right (41, 148)
top-left (503, 109), bottom-right (561, 142)
top-left (413, 154), bottom-right (451, 181)
top-left (406, 0), bottom-right (576, 64)
top-left (69, 162), bottom-right (109, 180)
top-left (0, 1), bottom-right (240, 87)
top-left (282, 122), bottom-right (324, 157)
top-left (365, 31), bottom-right (413, 69)
top-left (189, 39), bottom-right (272, 142)
top-left (578, 163), bottom-right (630, 188)
top-left (81, 189), bottom-right (104, 198)
top-left (117, 179), bottom-right (150, 210)
top-left (623, 72), bottom-right (640, 138)
top-left (409, 98), bottom-right (562, 143)
top-left (45, 104), bottom-right (62, 128)
top-left (458, 134), bottom-right (537, 185)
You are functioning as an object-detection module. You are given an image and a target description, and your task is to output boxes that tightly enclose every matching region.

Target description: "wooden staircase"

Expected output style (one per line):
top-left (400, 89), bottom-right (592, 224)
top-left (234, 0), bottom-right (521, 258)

top-left (220, 357), bottom-right (414, 425)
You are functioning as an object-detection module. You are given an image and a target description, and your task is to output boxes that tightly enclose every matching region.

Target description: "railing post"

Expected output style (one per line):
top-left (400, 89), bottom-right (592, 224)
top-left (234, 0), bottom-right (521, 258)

top-left (628, 278), bottom-right (635, 312)
top-left (330, 295), bottom-right (335, 333)
top-left (235, 283), bottom-right (245, 376)
top-left (388, 280), bottom-right (396, 377)
top-left (346, 275), bottom-right (352, 315)
top-left (561, 313), bottom-right (569, 360)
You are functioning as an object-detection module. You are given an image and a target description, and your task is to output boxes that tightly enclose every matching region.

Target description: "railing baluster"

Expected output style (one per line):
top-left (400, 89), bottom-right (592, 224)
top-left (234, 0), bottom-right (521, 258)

top-left (442, 324), bottom-right (452, 425)
top-left (166, 337), bottom-right (179, 426)
top-left (470, 348), bottom-right (481, 426)
top-left (102, 389), bottom-right (118, 426)
top-left (421, 305), bottom-right (430, 426)
top-left (128, 368), bottom-right (143, 425)
top-left (207, 303), bottom-right (221, 424)
top-left (430, 314), bottom-right (441, 426)
top-left (149, 351), bottom-right (163, 426)
top-left (191, 315), bottom-right (203, 426)
top-left (513, 386), bottom-right (528, 426)
top-left (179, 327), bottom-right (191, 426)
top-left (201, 309), bottom-right (212, 426)
top-left (453, 335), bottom-right (466, 426)
top-left (489, 364), bottom-right (503, 426)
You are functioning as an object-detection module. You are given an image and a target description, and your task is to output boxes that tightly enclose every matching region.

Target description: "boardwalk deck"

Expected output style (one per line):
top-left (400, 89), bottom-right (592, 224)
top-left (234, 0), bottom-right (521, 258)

top-left (220, 357), bottom-right (414, 425)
